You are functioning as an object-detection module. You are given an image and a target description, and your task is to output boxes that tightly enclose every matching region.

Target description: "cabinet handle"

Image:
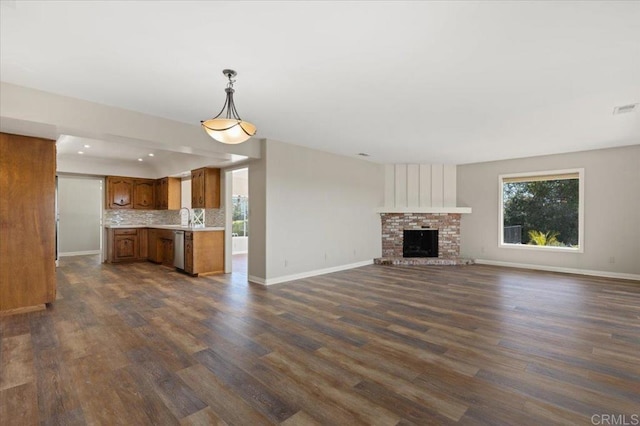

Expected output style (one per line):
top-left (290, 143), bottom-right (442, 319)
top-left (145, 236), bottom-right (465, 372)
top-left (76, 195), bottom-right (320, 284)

top-left (120, 199), bottom-right (123, 203)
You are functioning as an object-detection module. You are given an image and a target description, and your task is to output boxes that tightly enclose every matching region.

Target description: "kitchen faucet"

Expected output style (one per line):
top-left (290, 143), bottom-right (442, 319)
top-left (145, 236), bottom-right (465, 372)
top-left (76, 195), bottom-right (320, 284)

top-left (179, 207), bottom-right (191, 227)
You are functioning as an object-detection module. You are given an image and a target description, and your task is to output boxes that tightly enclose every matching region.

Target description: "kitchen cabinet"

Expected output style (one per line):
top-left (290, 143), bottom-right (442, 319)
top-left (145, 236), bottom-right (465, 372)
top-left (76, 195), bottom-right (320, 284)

top-left (155, 177), bottom-right (181, 210)
top-left (184, 230), bottom-right (224, 276)
top-left (133, 179), bottom-right (155, 209)
top-left (106, 226), bottom-right (223, 275)
top-left (0, 132), bottom-right (56, 313)
top-left (138, 228), bottom-right (148, 259)
top-left (191, 167), bottom-right (220, 209)
top-left (106, 176), bottom-right (157, 210)
top-left (108, 229), bottom-right (140, 262)
top-left (147, 229), bottom-right (159, 262)
top-left (184, 234), bottom-right (194, 273)
top-left (147, 229), bottom-right (174, 266)
top-left (106, 176), bottom-right (133, 209)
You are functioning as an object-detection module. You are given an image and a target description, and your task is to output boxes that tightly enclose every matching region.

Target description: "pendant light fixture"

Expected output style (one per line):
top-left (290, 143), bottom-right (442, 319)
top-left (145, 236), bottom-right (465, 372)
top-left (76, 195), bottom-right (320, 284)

top-left (201, 69), bottom-right (256, 144)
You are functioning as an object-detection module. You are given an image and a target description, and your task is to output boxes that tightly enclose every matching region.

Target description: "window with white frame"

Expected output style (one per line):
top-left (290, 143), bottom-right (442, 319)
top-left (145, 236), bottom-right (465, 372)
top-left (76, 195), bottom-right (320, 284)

top-left (499, 169), bottom-right (584, 252)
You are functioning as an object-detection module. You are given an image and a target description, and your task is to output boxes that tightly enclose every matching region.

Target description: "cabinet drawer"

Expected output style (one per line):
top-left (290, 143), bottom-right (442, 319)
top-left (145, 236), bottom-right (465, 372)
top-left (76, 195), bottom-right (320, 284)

top-left (114, 229), bottom-right (138, 235)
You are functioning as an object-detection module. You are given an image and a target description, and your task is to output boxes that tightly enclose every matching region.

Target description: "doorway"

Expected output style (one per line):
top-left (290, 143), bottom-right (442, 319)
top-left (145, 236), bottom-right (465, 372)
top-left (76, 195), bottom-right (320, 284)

top-left (226, 168), bottom-right (248, 277)
top-left (57, 175), bottom-right (103, 257)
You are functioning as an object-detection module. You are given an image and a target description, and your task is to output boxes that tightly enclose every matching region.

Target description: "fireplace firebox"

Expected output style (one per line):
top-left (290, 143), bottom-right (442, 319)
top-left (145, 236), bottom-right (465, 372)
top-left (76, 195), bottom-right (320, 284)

top-left (403, 229), bottom-right (438, 258)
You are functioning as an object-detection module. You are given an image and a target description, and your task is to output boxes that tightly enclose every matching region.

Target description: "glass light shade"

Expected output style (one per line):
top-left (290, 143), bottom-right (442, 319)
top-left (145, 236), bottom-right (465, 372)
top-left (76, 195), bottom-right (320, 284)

top-left (201, 118), bottom-right (257, 144)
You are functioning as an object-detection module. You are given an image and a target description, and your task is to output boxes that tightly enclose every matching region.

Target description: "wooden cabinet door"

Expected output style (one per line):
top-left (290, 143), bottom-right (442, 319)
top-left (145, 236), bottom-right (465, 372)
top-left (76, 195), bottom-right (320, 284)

top-left (191, 168), bottom-right (220, 208)
top-left (191, 168), bottom-right (205, 208)
top-left (156, 178), bottom-right (169, 210)
top-left (138, 228), bottom-right (148, 259)
top-left (154, 180), bottom-right (162, 209)
top-left (205, 168), bottom-right (221, 209)
top-left (147, 229), bottom-right (159, 262)
top-left (184, 232), bottom-right (194, 274)
top-left (161, 238), bottom-right (174, 266)
top-left (107, 177), bottom-right (133, 209)
top-left (133, 179), bottom-right (155, 209)
top-left (114, 235), bottom-right (137, 261)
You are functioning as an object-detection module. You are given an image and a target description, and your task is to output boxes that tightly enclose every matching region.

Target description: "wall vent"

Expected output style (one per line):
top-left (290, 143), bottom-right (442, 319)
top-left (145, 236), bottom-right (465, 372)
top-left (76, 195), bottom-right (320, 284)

top-left (613, 103), bottom-right (638, 115)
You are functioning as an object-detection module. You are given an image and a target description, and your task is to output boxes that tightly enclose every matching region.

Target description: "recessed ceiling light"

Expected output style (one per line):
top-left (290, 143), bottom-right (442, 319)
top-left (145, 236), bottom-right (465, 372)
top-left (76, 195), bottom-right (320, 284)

top-left (137, 158), bottom-right (143, 162)
top-left (613, 103), bottom-right (638, 115)
top-left (78, 151), bottom-right (84, 154)
top-left (357, 153), bottom-right (370, 157)
top-left (148, 153), bottom-right (154, 157)
top-left (83, 144), bottom-right (91, 148)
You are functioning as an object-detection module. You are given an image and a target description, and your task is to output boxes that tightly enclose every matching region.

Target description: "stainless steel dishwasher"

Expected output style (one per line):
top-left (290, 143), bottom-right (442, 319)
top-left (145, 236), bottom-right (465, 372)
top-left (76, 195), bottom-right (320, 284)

top-left (173, 230), bottom-right (185, 269)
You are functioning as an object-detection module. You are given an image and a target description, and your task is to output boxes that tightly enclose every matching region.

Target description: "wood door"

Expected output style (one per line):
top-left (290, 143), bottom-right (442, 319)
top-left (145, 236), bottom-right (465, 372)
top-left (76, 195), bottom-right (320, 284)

top-left (191, 168), bottom-right (220, 208)
top-left (161, 238), bottom-right (174, 266)
top-left (107, 177), bottom-right (133, 209)
top-left (0, 133), bottom-right (56, 312)
top-left (147, 229), bottom-right (159, 262)
top-left (138, 228), bottom-right (148, 259)
top-left (114, 235), bottom-right (137, 261)
top-left (154, 180), bottom-right (162, 209)
top-left (158, 178), bottom-right (168, 209)
top-left (191, 168), bottom-right (205, 208)
top-left (133, 179), bottom-right (155, 209)
top-left (204, 168), bottom-right (221, 208)
top-left (184, 232), bottom-right (194, 274)
top-left (166, 177), bottom-right (181, 210)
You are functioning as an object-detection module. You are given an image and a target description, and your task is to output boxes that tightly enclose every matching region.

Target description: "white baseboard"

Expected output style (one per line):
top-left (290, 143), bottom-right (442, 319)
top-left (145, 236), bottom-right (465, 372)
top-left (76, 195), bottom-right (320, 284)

top-left (247, 275), bottom-right (266, 285)
top-left (59, 250), bottom-right (101, 257)
top-left (249, 260), bottom-right (374, 286)
top-left (474, 259), bottom-right (640, 282)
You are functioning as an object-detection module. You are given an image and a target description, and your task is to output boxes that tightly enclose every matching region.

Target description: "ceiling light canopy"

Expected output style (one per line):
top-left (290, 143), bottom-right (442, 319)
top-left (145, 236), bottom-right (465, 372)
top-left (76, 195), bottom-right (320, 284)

top-left (201, 69), bottom-right (256, 144)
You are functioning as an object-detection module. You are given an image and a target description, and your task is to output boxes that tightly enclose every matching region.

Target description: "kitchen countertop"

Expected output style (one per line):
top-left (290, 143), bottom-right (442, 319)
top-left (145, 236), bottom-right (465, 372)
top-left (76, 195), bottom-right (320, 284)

top-left (104, 224), bottom-right (224, 232)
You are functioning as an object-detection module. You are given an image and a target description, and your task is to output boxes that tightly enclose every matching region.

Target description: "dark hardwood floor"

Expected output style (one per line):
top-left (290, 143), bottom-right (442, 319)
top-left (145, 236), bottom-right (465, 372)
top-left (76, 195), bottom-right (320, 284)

top-left (1, 255), bottom-right (639, 425)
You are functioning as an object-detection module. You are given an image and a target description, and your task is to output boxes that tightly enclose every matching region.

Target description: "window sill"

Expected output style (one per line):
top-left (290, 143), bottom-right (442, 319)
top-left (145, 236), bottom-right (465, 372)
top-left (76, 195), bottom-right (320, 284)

top-left (499, 243), bottom-right (583, 254)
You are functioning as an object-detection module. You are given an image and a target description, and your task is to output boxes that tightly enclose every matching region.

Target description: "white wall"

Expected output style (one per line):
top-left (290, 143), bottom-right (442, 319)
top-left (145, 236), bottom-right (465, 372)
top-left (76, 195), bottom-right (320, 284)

top-left (457, 145), bottom-right (640, 277)
top-left (248, 144), bottom-right (267, 280)
top-left (58, 176), bottom-right (103, 255)
top-left (248, 139), bottom-right (384, 284)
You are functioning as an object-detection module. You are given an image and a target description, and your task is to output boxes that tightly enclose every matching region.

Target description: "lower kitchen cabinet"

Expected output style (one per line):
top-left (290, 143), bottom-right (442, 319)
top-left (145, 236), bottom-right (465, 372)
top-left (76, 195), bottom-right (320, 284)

top-left (160, 237), bottom-right (174, 266)
top-left (106, 226), bottom-right (223, 275)
top-left (107, 228), bottom-right (145, 262)
top-left (184, 231), bottom-right (224, 276)
top-left (147, 229), bottom-right (175, 266)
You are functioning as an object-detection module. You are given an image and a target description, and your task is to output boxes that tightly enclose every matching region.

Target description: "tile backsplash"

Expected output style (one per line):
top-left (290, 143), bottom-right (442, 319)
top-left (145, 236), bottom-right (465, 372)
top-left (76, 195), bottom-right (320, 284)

top-left (104, 208), bottom-right (224, 227)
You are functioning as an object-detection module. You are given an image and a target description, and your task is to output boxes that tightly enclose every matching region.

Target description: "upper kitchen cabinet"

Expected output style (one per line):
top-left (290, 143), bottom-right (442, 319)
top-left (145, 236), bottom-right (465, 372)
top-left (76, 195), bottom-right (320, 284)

top-left (191, 167), bottom-right (220, 209)
top-left (133, 179), bottom-right (155, 209)
top-left (155, 177), bottom-right (181, 210)
top-left (106, 176), bottom-right (156, 210)
top-left (1, 133), bottom-right (57, 313)
top-left (106, 176), bottom-right (133, 209)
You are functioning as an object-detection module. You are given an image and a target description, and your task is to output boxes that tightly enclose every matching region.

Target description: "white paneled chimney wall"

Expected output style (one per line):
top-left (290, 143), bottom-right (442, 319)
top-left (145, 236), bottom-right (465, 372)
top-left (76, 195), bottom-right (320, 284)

top-left (384, 164), bottom-right (457, 208)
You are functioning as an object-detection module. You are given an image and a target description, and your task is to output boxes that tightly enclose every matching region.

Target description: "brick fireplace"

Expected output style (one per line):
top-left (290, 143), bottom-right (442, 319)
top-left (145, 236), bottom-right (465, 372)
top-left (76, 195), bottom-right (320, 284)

top-left (375, 213), bottom-right (473, 266)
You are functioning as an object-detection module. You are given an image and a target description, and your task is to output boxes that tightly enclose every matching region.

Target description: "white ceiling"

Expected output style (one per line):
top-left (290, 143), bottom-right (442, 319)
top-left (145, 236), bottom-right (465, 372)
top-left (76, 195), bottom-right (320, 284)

top-left (1, 1), bottom-right (639, 165)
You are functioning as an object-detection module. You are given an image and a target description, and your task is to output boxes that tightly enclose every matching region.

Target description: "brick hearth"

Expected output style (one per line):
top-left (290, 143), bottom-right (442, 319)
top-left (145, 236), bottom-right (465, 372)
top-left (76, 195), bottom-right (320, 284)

top-left (375, 213), bottom-right (473, 266)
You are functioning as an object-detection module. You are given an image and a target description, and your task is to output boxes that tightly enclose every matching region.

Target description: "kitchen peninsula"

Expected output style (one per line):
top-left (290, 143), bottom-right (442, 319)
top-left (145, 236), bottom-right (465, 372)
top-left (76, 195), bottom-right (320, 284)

top-left (105, 225), bottom-right (224, 276)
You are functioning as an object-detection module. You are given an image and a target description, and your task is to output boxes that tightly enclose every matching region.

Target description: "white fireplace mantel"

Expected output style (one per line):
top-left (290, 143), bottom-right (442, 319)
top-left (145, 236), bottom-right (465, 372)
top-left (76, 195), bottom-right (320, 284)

top-left (374, 207), bottom-right (472, 214)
